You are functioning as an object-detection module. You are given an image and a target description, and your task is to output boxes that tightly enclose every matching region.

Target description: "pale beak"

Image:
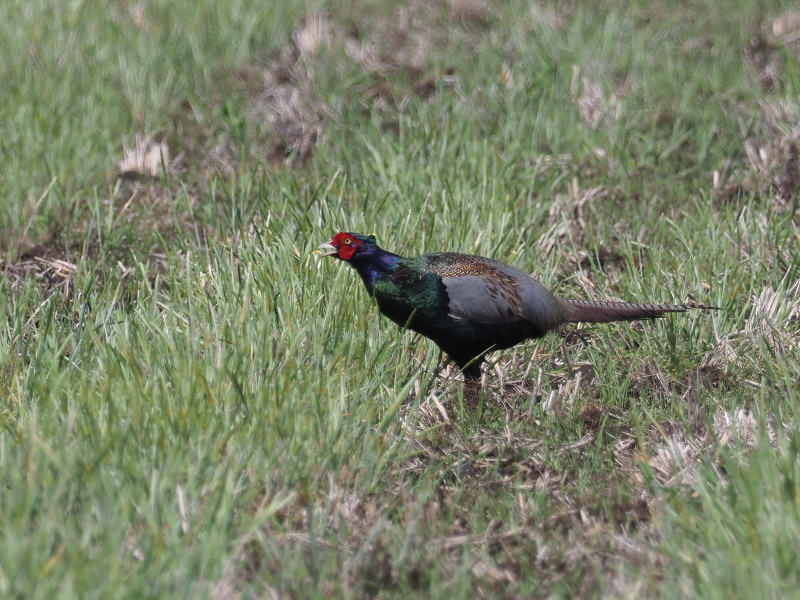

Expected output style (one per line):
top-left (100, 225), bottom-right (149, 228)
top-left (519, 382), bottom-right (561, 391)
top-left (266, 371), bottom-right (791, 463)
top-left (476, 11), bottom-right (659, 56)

top-left (313, 241), bottom-right (338, 258)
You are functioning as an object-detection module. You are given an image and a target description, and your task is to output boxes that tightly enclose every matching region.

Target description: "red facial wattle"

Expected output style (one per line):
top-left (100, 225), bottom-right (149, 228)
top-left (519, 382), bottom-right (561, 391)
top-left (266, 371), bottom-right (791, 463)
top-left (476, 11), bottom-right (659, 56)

top-left (332, 232), bottom-right (359, 260)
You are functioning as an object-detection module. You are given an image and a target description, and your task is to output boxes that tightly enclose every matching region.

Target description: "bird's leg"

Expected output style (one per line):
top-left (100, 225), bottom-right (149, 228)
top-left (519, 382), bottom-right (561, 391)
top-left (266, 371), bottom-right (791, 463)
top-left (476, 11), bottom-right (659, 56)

top-left (561, 338), bottom-right (574, 377)
top-left (464, 379), bottom-right (481, 407)
top-left (461, 359), bottom-right (484, 407)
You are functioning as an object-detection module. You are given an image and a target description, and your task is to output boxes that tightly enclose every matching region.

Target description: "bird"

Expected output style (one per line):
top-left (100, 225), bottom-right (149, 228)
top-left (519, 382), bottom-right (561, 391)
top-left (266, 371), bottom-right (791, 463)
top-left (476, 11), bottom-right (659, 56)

top-left (316, 232), bottom-right (714, 389)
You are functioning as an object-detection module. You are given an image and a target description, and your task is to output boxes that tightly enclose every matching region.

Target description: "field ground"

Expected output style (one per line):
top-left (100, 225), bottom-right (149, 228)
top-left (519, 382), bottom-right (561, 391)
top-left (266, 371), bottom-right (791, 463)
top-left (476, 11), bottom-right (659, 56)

top-left (2, 0), bottom-right (800, 598)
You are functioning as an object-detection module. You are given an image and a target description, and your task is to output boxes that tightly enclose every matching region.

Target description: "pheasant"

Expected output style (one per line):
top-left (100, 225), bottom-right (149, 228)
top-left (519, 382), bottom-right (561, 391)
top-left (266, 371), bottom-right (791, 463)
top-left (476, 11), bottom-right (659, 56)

top-left (316, 232), bottom-right (713, 385)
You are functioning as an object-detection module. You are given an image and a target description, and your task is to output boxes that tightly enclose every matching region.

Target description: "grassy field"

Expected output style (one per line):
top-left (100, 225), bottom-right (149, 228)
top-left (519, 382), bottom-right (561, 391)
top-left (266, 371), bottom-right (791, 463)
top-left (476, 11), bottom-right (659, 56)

top-left (2, 0), bottom-right (800, 597)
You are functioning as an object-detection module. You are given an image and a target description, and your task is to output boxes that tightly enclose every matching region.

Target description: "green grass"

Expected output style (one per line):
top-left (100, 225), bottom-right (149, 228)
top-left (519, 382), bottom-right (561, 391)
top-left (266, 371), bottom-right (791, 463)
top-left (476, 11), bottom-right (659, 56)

top-left (2, 0), bottom-right (800, 597)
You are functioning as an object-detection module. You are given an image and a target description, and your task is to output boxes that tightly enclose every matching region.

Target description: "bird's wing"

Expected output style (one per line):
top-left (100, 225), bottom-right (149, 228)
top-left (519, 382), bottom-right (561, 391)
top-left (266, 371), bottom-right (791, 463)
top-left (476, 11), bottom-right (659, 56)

top-left (426, 253), bottom-right (569, 328)
top-left (442, 274), bottom-right (525, 323)
top-left (425, 253), bottom-right (527, 324)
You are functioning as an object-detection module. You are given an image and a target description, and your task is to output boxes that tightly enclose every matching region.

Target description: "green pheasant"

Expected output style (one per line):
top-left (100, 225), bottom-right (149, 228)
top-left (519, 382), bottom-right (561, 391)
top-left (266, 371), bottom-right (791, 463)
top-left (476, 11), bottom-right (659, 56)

top-left (317, 232), bottom-right (713, 383)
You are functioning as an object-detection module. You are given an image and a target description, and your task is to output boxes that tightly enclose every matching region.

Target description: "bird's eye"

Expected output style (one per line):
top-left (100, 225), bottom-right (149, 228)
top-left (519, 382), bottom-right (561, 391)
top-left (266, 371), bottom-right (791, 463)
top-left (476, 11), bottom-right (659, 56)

top-left (343, 237), bottom-right (352, 245)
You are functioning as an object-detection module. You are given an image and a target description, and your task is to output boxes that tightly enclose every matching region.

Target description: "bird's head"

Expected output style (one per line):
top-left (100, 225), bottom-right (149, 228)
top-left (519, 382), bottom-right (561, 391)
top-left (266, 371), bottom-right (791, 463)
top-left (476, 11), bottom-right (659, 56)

top-left (315, 232), bottom-right (379, 261)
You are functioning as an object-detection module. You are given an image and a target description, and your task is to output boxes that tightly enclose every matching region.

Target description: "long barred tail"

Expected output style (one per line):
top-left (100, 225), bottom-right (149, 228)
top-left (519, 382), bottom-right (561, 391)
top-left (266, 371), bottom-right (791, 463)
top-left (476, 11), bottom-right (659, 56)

top-left (564, 299), bottom-right (693, 323)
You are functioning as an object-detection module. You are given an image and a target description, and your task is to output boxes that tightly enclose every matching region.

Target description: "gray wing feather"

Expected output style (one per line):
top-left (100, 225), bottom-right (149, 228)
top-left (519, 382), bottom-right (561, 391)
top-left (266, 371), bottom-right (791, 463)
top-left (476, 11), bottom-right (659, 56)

top-left (444, 275), bottom-right (521, 323)
top-left (441, 260), bottom-right (567, 330)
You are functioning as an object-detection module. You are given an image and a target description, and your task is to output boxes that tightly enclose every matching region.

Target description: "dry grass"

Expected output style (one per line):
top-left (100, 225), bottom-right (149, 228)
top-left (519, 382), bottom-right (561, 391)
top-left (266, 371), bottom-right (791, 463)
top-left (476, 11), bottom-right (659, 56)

top-left (713, 11), bottom-right (800, 208)
top-left (1, 242), bottom-right (79, 294)
top-left (117, 134), bottom-right (174, 180)
top-left (571, 65), bottom-right (632, 129)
